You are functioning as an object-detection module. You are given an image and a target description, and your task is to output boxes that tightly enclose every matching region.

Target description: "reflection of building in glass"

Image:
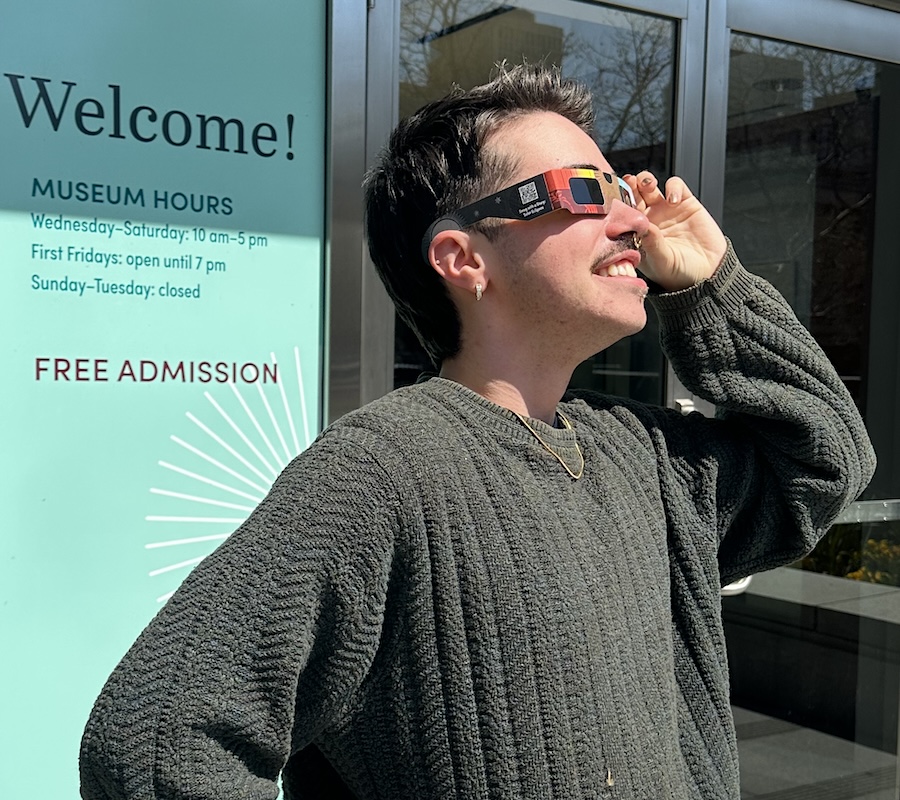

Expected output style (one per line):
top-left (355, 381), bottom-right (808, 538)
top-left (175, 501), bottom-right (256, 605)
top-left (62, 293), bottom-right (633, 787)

top-left (401, 8), bottom-right (563, 119)
top-left (724, 45), bottom-right (877, 411)
top-left (728, 49), bottom-right (805, 125)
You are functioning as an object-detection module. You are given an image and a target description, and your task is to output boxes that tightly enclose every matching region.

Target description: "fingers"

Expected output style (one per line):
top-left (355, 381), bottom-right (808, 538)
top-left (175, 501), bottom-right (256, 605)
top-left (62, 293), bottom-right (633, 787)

top-left (632, 172), bottom-right (664, 208)
top-left (624, 171), bottom-right (695, 208)
top-left (622, 170), bottom-right (726, 289)
top-left (636, 220), bottom-right (664, 262)
top-left (621, 173), bottom-right (671, 276)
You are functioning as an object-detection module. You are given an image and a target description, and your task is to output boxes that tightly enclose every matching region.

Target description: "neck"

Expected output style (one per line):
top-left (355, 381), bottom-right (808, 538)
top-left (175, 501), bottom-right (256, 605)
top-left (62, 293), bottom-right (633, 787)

top-left (439, 347), bottom-right (575, 425)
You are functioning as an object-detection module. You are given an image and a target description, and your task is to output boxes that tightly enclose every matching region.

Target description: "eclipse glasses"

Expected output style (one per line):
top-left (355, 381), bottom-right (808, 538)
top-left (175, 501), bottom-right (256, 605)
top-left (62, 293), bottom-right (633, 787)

top-left (422, 168), bottom-right (636, 261)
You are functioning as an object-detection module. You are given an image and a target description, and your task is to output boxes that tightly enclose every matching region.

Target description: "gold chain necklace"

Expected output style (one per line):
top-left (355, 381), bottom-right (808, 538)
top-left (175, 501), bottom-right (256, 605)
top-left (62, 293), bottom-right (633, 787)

top-left (512, 410), bottom-right (584, 480)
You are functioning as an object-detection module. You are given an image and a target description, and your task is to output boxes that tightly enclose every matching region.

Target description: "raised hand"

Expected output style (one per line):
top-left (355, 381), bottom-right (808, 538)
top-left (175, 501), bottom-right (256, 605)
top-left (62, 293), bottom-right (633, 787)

top-left (624, 171), bottom-right (727, 292)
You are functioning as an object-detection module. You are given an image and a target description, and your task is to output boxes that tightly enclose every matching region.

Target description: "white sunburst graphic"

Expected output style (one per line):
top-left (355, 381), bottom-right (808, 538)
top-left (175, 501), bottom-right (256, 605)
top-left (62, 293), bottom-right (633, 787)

top-left (145, 347), bottom-right (314, 604)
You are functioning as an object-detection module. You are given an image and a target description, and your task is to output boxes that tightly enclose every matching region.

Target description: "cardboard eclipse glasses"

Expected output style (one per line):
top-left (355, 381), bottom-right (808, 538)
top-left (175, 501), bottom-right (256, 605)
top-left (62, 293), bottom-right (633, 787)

top-left (422, 168), bottom-right (636, 261)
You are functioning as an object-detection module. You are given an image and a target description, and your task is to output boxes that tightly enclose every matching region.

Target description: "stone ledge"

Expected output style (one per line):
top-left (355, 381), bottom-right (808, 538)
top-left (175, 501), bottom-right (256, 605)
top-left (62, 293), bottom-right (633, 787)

top-left (725, 567), bottom-right (900, 654)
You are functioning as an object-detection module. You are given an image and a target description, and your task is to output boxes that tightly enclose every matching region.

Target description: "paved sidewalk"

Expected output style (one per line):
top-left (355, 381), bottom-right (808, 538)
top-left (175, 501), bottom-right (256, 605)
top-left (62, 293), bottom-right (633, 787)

top-left (734, 706), bottom-right (898, 799)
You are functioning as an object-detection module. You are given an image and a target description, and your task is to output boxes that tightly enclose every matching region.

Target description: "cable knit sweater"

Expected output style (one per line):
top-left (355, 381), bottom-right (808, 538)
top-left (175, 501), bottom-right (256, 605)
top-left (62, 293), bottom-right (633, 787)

top-left (80, 246), bottom-right (875, 800)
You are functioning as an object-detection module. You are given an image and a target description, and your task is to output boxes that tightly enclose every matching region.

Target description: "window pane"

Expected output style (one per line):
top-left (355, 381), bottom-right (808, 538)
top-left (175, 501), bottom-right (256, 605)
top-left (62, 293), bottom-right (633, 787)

top-left (723, 33), bottom-right (900, 800)
top-left (725, 36), bottom-right (877, 410)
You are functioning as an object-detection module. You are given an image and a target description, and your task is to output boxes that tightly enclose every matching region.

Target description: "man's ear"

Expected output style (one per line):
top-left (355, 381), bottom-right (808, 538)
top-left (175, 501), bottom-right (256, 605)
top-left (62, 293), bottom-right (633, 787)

top-left (428, 229), bottom-right (487, 294)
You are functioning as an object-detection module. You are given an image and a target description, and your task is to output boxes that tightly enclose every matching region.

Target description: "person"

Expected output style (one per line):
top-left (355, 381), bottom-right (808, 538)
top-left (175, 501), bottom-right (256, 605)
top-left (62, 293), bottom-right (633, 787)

top-left (79, 64), bottom-right (875, 800)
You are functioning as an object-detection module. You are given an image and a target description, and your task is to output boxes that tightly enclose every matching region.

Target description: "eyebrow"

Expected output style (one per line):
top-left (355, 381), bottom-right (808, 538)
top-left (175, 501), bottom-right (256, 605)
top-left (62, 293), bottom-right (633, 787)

top-left (565, 163), bottom-right (603, 171)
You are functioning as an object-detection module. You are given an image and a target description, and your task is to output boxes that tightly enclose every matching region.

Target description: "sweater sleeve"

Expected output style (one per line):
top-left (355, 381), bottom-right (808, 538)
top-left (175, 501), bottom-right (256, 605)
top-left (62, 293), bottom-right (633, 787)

top-left (647, 242), bottom-right (876, 584)
top-left (79, 430), bottom-right (400, 799)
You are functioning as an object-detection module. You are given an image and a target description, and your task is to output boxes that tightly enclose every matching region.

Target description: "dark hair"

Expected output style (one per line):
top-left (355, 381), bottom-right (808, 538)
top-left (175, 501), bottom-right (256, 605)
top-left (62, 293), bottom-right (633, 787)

top-left (363, 64), bottom-right (594, 367)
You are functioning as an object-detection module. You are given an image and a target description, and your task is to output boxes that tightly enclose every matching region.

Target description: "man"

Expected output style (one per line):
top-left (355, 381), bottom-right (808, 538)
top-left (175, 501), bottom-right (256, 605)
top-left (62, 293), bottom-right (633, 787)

top-left (80, 65), bottom-right (874, 799)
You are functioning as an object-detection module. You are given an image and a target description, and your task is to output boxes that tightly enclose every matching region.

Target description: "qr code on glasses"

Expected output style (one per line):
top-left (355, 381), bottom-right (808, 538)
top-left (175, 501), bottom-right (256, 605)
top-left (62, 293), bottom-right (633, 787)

top-left (518, 181), bottom-right (539, 204)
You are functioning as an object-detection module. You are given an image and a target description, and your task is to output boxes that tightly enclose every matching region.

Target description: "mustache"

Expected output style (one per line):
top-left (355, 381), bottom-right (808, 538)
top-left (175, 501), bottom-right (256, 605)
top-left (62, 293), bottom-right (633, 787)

top-left (591, 234), bottom-right (643, 272)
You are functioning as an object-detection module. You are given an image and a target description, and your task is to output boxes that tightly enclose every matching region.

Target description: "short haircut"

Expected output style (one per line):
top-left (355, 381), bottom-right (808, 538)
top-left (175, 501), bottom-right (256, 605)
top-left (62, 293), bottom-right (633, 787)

top-left (364, 63), bottom-right (594, 367)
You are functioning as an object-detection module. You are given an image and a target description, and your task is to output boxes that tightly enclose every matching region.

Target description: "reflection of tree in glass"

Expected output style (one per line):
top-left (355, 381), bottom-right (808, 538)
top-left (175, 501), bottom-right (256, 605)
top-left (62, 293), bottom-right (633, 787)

top-left (730, 35), bottom-right (873, 114)
top-left (400, 0), bottom-right (507, 115)
top-left (726, 35), bottom-right (876, 267)
top-left (725, 36), bottom-right (877, 389)
top-left (399, 1), bottom-right (674, 159)
top-left (399, 0), bottom-right (458, 86)
top-left (726, 35), bottom-right (875, 271)
top-left (563, 16), bottom-right (673, 154)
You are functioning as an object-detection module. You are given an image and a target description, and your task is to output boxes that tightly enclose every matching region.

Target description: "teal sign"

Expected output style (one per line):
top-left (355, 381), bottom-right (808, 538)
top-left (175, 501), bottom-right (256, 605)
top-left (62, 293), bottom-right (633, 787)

top-left (0, 1), bottom-right (326, 794)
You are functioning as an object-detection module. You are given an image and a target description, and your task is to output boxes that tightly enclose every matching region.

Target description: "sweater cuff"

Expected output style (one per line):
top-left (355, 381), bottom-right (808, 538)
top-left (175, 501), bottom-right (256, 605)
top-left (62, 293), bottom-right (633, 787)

top-left (646, 239), bottom-right (755, 331)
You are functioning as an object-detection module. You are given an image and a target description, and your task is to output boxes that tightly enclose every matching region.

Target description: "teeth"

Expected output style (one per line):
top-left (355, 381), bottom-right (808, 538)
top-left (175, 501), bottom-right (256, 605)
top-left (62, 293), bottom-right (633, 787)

top-left (595, 261), bottom-right (637, 278)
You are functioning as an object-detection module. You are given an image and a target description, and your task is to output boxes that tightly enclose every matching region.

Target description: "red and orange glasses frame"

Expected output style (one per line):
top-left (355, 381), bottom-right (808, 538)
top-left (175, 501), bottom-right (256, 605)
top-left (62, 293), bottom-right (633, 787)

top-left (421, 168), bottom-right (637, 261)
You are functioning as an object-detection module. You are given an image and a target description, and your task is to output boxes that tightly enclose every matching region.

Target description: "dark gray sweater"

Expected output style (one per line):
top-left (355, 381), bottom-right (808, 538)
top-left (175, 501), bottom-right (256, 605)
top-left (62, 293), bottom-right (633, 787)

top-left (80, 246), bottom-right (875, 799)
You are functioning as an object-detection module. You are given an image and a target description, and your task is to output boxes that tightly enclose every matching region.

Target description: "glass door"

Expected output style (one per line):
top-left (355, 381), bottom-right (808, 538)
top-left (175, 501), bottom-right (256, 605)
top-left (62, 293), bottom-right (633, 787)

top-left (710, 4), bottom-right (900, 797)
top-left (393, 0), bottom-right (698, 404)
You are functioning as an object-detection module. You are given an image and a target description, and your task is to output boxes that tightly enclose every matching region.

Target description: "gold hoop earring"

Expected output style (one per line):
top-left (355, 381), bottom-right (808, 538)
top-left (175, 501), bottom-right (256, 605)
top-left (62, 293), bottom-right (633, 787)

top-left (475, 283), bottom-right (483, 301)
